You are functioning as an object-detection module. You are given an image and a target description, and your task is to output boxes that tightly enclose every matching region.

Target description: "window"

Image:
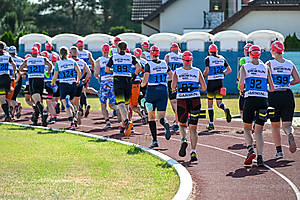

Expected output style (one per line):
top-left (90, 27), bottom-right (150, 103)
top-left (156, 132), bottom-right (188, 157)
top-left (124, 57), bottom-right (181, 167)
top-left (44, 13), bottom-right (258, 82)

top-left (210, 0), bottom-right (225, 12)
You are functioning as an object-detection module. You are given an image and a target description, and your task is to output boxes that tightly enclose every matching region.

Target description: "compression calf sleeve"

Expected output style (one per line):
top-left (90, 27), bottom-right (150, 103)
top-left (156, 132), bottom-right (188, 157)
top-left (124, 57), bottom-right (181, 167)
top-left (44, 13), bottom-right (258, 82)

top-left (149, 121), bottom-right (157, 141)
top-left (244, 129), bottom-right (253, 148)
top-left (208, 108), bottom-right (214, 123)
top-left (255, 131), bottom-right (264, 156)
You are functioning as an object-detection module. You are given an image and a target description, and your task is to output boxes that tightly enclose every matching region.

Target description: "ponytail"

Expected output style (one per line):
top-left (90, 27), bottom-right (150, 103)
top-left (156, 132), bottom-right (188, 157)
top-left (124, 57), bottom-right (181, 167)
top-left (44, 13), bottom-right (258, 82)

top-left (60, 46), bottom-right (68, 60)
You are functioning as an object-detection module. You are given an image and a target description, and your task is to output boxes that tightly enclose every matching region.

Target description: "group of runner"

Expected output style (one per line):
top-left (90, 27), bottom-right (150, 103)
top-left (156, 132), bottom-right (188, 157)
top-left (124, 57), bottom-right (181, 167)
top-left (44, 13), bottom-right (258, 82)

top-left (0, 37), bottom-right (299, 164)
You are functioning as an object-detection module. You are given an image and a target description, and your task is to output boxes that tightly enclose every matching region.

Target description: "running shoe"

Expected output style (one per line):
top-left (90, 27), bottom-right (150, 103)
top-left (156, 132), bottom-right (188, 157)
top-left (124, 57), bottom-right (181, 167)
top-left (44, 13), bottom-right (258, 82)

top-left (84, 104), bottom-right (91, 117)
top-left (61, 103), bottom-right (65, 111)
top-left (244, 150), bottom-right (256, 165)
top-left (190, 152), bottom-right (198, 162)
top-left (104, 123), bottom-right (111, 130)
top-left (206, 123), bottom-right (214, 130)
top-left (141, 116), bottom-right (148, 125)
top-left (150, 141), bottom-right (158, 148)
top-left (172, 123), bottom-right (179, 131)
top-left (79, 106), bottom-right (84, 116)
top-left (257, 155), bottom-right (264, 167)
top-left (179, 138), bottom-right (188, 157)
top-left (164, 123), bottom-right (171, 140)
top-left (120, 126), bottom-right (125, 134)
top-left (55, 103), bottom-right (60, 114)
top-left (4, 116), bottom-right (11, 122)
top-left (70, 123), bottom-right (76, 130)
top-left (48, 117), bottom-right (56, 125)
top-left (275, 152), bottom-right (283, 159)
top-left (124, 120), bottom-right (133, 136)
top-left (225, 108), bottom-right (231, 123)
top-left (288, 134), bottom-right (297, 153)
top-left (15, 104), bottom-right (22, 119)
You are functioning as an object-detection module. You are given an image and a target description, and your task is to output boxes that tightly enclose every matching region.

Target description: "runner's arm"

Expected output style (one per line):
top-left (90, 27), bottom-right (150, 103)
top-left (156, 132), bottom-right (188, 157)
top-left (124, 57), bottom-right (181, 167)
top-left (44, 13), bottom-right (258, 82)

top-left (105, 57), bottom-right (113, 74)
top-left (199, 71), bottom-right (207, 91)
top-left (83, 62), bottom-right (91, 83)
top-left (45, 58), bottom-right (53, 75)
top-left (223, 59), bottom-right (232, 75)
top-left (203, 57), bottom-right (209, 79)
top-left (267, 66), bottom-right (275, 92)
top-left (141, 63), bottom-right (150, 87)
top-left (171, 71), bottom-right (178, 91)
top-left (290, 65), bottom-right (300, 85)
top-left (51, 63), bottom-right (59, 86)
top-left (88, 52), bottom-right (95, 71)
top-left (19, 59), bottom-right (27, 72)
top-left (238, 65), bottom-right (246, 92)
top-left (164, 54), bottom-right (169, 66)
top-left (94, 60), bottom-right (100, 78)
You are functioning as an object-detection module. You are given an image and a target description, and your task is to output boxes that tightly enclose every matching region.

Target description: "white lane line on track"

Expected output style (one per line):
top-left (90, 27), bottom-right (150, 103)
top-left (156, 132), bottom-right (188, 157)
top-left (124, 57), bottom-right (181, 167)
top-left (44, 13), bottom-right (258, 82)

top-left (167, 137), bottom-right (300, 200)
top-left (54, 121), bottom-right (300, 200)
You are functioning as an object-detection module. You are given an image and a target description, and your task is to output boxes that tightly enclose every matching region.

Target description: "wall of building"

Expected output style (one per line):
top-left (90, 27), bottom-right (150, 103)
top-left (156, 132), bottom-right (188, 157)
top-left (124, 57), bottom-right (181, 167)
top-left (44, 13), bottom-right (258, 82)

top-left (141, 17), bottom-right (160, 35)
top-left (227, 10), bottom-right (300, 38)
top-left (159, 0), bottom-right (209, 34)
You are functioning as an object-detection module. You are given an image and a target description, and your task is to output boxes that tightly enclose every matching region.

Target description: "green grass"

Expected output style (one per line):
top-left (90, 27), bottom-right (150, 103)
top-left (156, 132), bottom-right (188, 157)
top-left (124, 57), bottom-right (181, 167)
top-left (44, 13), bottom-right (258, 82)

top-left (17, 95), bottom-right (300, 119)
top-left (0, 124), bottom-right (179, 200)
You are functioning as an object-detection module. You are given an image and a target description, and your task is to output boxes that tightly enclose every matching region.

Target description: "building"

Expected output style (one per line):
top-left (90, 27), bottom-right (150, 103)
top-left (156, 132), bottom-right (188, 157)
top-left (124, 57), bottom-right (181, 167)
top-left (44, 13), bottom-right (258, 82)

top-left (212, 0), bottom-right (300, 37)
top-left (132, 0), bottom-right (300, 37)
top-left (131, 0), bottom-right (246, 35)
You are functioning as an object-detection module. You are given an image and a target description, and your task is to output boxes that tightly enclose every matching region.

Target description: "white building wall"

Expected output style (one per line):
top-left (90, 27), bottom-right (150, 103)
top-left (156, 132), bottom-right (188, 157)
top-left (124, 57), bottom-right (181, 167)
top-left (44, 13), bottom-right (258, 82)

top-left (227, 11), bottom-right (300, 38)
top-left (160, 0), bottom-right (209, 34)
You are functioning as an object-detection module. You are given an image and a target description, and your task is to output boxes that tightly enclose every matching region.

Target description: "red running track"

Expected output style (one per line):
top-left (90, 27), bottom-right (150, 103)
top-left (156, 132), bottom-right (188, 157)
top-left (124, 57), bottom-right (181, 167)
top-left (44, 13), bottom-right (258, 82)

top-left (12, 108), bottom-right (300, 200)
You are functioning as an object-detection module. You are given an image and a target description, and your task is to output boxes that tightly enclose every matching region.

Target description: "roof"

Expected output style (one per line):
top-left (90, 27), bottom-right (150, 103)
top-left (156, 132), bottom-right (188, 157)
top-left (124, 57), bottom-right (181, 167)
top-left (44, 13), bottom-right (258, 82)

top-left (211, 4), bottom-right (300, 34)
top-left (131, 0), bottom-right (178, 21)
top-left (131, 0), bottom-right (162, 21)
top-left (249, 0), bottom-right (300, 5)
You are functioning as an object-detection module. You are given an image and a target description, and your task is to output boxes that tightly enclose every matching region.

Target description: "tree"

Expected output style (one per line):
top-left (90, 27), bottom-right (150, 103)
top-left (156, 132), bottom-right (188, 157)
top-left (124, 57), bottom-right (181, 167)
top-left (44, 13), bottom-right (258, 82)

top-left (285, 33), bottom-right (300, 51)
top-left (0, 31), bottom-right (16, 47)
top-left (109, 26), bottom-right (134, 36)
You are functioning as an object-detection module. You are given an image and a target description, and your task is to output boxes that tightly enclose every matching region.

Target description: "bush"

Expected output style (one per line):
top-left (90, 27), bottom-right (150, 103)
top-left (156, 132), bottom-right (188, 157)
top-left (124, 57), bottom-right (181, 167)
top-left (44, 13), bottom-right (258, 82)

top-left (109, 26), bottom-right (134, 36)
top-left (284, 33), bottom-right (300, 51)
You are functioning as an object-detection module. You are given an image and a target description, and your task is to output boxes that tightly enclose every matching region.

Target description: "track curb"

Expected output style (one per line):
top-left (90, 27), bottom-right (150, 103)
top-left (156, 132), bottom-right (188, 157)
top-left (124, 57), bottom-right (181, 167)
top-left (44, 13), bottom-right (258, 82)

top-left (0, 122), bottom-right (193, 200)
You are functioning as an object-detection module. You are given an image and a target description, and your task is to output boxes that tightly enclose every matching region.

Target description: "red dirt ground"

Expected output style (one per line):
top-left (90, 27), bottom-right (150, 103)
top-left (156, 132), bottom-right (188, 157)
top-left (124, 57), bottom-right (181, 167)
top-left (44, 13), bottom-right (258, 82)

top-left (13, 108), bottom-right (300, 200)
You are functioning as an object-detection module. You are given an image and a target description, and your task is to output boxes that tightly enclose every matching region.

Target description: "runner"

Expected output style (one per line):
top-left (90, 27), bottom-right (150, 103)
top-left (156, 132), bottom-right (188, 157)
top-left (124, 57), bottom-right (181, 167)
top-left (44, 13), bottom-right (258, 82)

top-left (76, 39), bottom-right (94, 117)
top-left (239, 45), bottom-right (275, 166)
top-left (0, 41), bottom-right (16, 122)
top-left (19, 47), bottom-right (53, 126)
top-left (49, 52), bottom-right (60, 123)
top-left (109, 36), bottom-right (121, 56)
top-left (141, 41), bottom-right (151, 61)
top-left (22, 54), bottom-right (34, 109)
top-left (129, 48), bottom-right (148, 126)
top-left (40, 51), bottom-right (57, 124)
top-left (51, 46), bottom-right (81, 130)
top-left (238, 43), bottom-right (253, 122)
top-left (266, 41), bottom-right (300, 158)
top-left (45, 41), bottom-right (54, 59)
top-left (8, 46), bottom-right (23, 119)
top-left (94, 43), bottom-right (119, 129)
top-left (164, 43), bottom-right (183, 131)
top-left (171, 51), bottom-right (206, 161)
top-left (141, 45), bottom-right (173, 148)
top-left (105, 41), bottom-right (141, 136)
top-left (70, 46), bottom-right (91, 125)
top-left (203, 44), bottom-right (232, 130)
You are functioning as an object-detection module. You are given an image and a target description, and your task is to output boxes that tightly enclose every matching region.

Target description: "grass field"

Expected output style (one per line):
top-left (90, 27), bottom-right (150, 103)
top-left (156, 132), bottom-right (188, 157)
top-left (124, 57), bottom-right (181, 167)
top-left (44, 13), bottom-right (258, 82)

top-left (0, 124), bottom-right (179, 200)
top-left (17, 95), bottom-right (300, 119)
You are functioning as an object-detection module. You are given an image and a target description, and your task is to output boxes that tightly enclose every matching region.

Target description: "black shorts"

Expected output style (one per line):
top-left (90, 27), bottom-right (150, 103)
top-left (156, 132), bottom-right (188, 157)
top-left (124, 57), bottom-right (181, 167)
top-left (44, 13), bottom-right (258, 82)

top-left (12, 78), bottom-right (23, 100)
top-left (75, 84), bottom-right (83, 97)
top-left (0, 74), bottom-right (11, 95)
top-left (207, 79), bottom-right (223, 100)
top-left (243, 97), bottom-right (268, 126)
top-left (60, 82), bottom-right (77, 100)
top-left (168, 81), bottom-right (176, 100)
top-left (29, 78), bottom-right (44, 96)
top-left (177, 97), bottom-right (201, 125)
top-left (268, 89), bottom-right (295, 122)
top-left (239, 95), bottom-right (245, 111)
top-left (113, 76), bottom-right (132, 104)
top-left (45, 83), bottom-right (54, 95)
top-left (145, 85), bottom-right (168, 111)
top-left (53, 81), bottom-right (60, 98)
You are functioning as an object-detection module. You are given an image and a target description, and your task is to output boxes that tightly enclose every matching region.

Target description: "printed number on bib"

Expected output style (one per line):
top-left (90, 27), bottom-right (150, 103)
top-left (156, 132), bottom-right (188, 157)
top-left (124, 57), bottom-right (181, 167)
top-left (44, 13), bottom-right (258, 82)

top-left (250, 79), bottom-right (262, 89)
top-left (116, 65), bottom-right (129, 73)
top-left (28, 65), bottom-right (43, 73)
top-left (213, 66), bottom-right (223, 75)
top-left (154, 74), bottom-right (167, 83)
top-left (170, 63), bottom-right (182, 71)
top-left (61, 69), bottom-right (75, 78)
top-left (0, 63), bottom-right (8, 71)
top-left (272, 75), bottom-right (290, 86)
